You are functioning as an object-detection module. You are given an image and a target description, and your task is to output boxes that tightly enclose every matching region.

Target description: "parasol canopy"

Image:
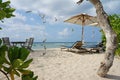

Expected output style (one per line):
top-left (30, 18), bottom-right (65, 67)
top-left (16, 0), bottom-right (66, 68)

top-left (64, 13), bottom-right (97, 42)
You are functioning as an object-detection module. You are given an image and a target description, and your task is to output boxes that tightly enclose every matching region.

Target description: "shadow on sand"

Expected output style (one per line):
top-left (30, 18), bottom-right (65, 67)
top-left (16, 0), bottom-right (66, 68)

top-left (105, 74), bottom-right (120, 80)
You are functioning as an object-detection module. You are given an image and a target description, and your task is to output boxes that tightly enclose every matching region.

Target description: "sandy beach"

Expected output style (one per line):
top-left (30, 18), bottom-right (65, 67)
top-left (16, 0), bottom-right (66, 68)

top-left (0, 48), bottom-right (120, 80)
top-left (28, 48), bottom-right (120, 80)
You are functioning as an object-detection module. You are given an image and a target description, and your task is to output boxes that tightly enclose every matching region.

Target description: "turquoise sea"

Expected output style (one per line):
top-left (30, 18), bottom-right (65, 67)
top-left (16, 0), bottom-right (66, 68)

top-left (32, 42), bottom-right (98, 50)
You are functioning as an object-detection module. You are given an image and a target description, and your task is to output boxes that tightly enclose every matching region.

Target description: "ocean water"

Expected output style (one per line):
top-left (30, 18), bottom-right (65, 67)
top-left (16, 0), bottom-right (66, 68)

top-left (32, 42), bottom-right (98, 50)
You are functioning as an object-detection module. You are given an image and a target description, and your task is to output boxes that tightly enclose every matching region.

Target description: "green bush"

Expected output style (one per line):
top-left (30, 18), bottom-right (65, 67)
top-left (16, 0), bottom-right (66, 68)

top-left (0, 39), bottom-right (38, 80)
top-left (115, 48), bottom-right (120, 56)
top-left (0, 0), bottom-right (15, 21)
top-left (115, 44), bottom-right (120, 56)
top-left (101, 14), bottom-right (120, 57)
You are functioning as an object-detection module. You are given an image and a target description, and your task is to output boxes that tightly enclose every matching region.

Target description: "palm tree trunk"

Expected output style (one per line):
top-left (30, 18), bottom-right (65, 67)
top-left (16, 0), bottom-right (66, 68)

top-left (89, 0), bottom-right (117, 77)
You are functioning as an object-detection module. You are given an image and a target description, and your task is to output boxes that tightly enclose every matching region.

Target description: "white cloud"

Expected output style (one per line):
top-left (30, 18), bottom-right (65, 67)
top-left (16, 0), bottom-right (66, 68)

top-left (30, 18), bottom-right (34, 21)
top-left (5, 0), bottom-right (119, 22)
top-left (102, 0), bottom-right (120, 14)
top-left (14, 12), bottom-right (26, 21)
top-left (58, 28), bottom-right (70, 37)
top-left (0, 20), bottom-right (47, 41)
top-left (1, 0), bottom-right (120, 42)
top-left (3, 12), bottom-right (27, 24)
top-left (9, 0), bottom-right (79, 19)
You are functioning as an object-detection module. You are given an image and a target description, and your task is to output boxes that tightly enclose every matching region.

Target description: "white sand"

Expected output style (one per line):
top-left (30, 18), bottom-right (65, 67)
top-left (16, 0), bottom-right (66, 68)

top-left (0, 48), bottom-right (120, 80)
top-left (29, 48), bottom-right (120, 80)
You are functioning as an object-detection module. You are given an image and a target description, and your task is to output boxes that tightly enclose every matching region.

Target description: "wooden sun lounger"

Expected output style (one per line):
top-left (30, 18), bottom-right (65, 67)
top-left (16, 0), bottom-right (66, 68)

top-left (61, 41), bottom-right (89, 53)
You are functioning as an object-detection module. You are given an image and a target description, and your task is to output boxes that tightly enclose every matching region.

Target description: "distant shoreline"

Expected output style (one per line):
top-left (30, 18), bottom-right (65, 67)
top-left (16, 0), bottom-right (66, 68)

top-left (32, 42), bottom-right (98, 50)
top-left (33, 41), bottom-right (99, 43)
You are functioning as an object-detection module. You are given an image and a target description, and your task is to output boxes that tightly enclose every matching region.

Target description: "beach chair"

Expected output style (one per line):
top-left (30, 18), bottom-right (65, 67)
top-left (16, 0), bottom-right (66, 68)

top-left (72, 41), bottom-right (83, 49)
top-left (61, 41), bottom-right (86, 52)
top-left (86, 42), bottom-right (105, 53)
top-left (23, 38), bottom-right (34, 51)
top-left (2, 37), bottom-right (12, 47)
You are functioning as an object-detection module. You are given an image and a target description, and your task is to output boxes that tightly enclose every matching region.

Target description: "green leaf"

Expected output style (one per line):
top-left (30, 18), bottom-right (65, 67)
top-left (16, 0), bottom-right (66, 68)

top-left (0, 39), bottom-right (2, 44)
top-left (6, 13), bottom-right (14, 18)
top-left (33, 76), bottom-right (38, 80)
top-left (34, 76), bottom-right (38, 80)
top-left (3, 66), bottom-right (10, 73)
top-left (4, 8), bottom-right (15, 13)
top-left (0, 10), bottom-right (6, 20)
top-left (0, 65), bottom-right (2, 68)
top-left (2, 1), bottom-right (10, 7)
top-left (28, 71), bottom-right (34, 77)
top-left (22, 71), bottom-right (38, 80)
top-left (0, 0), bottom-right (15, 20)
top-left (22, 76), bottom-right (32, 80)
top-left (18, 69), bottom-right (31, 74)
top-left (12, 59), bottom-right (23, 68)
top-left (19, 59), bottom-right (33, 68)
top-left (3, 66), bottom-right (13, 74)
top-left (0, 0), bottom-right (2, 3)
top-left (13, 47), bottom-right (20, 59)
top-left (13, 69), bottom-right (20, 77)
top-left (0, 56), bottom-right (5, 64)
top-left (0, 45), bottom-right (8, 64)
top-left (8, 46), bottom-right (20, 63)
top-left (0, 45), bottom-right (7, 52)
top-left (19, 47), bottom-right (30, 61)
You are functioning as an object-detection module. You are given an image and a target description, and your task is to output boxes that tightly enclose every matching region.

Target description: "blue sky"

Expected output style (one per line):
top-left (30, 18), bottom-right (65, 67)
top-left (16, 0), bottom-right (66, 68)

top-left (0, 0), bottom-right (120, 42)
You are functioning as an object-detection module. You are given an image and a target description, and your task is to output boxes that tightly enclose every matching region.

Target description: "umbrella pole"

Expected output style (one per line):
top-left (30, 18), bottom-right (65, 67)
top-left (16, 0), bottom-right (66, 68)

top-left (81, 20), bottom-right (84, 43)
top-left (81, 25), bottom-right (84, 43)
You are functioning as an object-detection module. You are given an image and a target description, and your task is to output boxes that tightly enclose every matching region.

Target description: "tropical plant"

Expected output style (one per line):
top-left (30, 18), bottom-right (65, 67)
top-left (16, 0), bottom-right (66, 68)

top-left (109, 14), bottom-right (120, 43)
top-left (0, 0), bottom-right (15, 29)
top-left (101, 14), bottom-right (120, 56)
top-left (0, 39), bottom-right (38, 80)
top-left (115, 47), bottom-right (120, 57)
top-left (22, 71), bottom-right (38, 80)
top-left (0, 0), bottom-right (15, 20)
top-left (109, 14), bottom-right (120, 57)
top-left (0, 1), bottom-right (37, 79)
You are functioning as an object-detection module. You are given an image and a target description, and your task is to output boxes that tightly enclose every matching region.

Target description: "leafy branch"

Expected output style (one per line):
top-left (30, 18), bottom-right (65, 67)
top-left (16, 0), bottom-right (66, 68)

top-left (0, 39), bottom-right (38, 80)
